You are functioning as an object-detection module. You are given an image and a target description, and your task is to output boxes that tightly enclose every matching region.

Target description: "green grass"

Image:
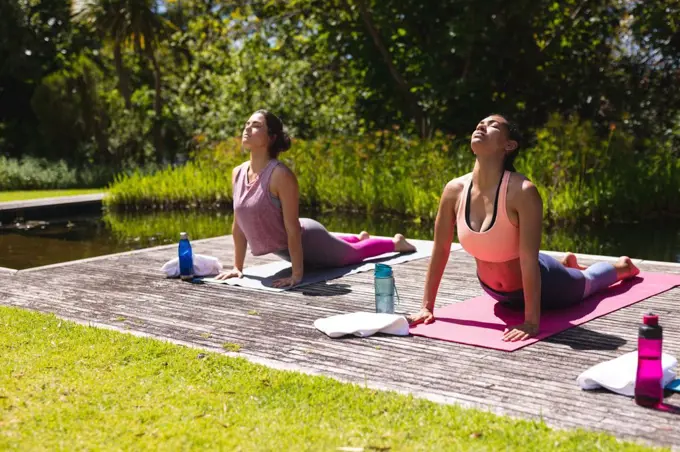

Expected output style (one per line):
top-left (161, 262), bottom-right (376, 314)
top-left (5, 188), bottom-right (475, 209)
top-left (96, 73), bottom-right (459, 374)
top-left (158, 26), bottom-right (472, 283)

top-left (0, 306), bottom-right (662, 451)
top-left (222, 342), bottom-right (241, 352)
top-left (105, 134), bottom-right (467, 220)
top-left (105, 115), bottom-right (680, 225)
top-left (0, 189), bottom-right (105, 202)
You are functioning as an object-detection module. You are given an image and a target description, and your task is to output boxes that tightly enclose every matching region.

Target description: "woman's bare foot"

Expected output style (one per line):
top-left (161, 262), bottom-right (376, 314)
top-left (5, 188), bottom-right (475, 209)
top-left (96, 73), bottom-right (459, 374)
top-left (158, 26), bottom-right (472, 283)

top-left (393, 233), bottom-right (417, 253)
top-left (561, 252), bottom-right (587, 270)
top-left (614, 256), bottom-right (640, 281)
top-left (359, 231), bottom-right (370, 241)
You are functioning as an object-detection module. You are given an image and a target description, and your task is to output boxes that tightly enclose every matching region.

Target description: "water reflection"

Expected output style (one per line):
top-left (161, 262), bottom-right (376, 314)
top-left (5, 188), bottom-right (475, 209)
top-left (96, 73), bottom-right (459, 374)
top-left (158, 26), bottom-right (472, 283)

top-left (1, 208), bottom-right (678, 270)
top-left (308, 210), bottom-right (680, 263)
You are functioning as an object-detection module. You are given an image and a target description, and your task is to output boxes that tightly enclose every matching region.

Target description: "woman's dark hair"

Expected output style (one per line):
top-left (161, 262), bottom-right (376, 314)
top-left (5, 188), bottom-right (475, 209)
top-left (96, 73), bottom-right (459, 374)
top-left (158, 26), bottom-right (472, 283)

top-left (491, 113), bottom-right (522, 172)
top-left (255, 109), bottom-right (292, 159)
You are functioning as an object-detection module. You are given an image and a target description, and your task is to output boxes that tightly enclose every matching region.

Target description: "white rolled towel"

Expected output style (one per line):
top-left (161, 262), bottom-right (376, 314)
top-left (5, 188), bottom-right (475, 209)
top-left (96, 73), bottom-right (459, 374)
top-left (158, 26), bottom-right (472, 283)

top-left (161, 254), bottom-right (223, 278)
top-left (314, 312), bottom-right (409, 338)
top-left (577, 350), bottom-right (677, 397)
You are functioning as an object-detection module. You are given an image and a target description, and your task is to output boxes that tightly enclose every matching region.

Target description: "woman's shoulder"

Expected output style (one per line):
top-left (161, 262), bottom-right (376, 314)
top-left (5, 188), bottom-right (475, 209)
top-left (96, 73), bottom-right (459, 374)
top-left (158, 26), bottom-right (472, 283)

top-left (232, 160), bottom-right (249, 181)
top-left (269, 160), bottom-right (297, 188)
top-left (508, 171), bottom-right (536, 188)
top-left (270, 160), bottom-right (295, 177)
top-left (507, 171), bottom-right (541, 203)
top-left (439, 172), bottom-right (471, 210)
top-left (233, 160), bottom-right (249, 173)
top-left (444, 172), bottom-right (471, 195)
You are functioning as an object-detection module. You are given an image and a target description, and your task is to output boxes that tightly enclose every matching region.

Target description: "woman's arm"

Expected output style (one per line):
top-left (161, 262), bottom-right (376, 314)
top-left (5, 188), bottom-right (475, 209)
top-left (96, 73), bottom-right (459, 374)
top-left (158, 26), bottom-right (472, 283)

top-left (408, 179), bottom-right (460, 325)
top-left (270, 166), bottom-right (303, 288)
top-left (216, 166), bottom-right (248, 280)
top-left (231, 215), bottom-right (247, 273)
top-left (502, 179), bottom-right (543, 341)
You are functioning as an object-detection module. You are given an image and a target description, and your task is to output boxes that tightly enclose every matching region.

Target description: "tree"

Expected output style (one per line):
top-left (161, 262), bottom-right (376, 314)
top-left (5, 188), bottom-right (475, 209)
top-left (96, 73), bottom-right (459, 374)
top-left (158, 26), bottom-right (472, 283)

top-left (0, 0), bottom-right (91, 158)
top-left (164, 5), bottom-right (360, 143)
top-left (249, 0), bottom-right (678, 141)
top-left (72, 0), bottom-right (173, 158)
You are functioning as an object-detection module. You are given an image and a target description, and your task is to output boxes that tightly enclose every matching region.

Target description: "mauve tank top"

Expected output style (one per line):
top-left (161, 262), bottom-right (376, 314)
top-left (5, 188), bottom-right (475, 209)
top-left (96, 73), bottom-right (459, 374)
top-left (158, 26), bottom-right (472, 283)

top-left (232, 159), bottom-right (289, 256)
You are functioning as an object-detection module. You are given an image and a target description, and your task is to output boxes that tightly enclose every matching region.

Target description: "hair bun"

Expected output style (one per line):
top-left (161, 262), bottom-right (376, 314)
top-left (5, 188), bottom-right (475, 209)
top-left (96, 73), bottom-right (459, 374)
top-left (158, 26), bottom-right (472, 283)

top-left (254, 109), bottom-right (291, 158)
top-left (278, 132), bottom-right (292, 153)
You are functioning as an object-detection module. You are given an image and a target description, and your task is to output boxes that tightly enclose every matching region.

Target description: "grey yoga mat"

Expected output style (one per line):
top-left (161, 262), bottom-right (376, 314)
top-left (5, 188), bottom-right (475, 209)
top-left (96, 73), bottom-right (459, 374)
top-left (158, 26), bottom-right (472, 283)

top-left (198, 238), bottom-right (448, 292)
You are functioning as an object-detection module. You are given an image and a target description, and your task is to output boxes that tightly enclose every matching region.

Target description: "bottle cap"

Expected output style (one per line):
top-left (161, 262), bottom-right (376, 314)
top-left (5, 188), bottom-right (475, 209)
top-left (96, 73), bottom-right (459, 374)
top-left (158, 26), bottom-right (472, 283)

top-left (180, 232), bottom-right (188, 239)
top-left (643, 312), bottom-right (659, 326)
top-left (375, 263), bottom-right (393, 278)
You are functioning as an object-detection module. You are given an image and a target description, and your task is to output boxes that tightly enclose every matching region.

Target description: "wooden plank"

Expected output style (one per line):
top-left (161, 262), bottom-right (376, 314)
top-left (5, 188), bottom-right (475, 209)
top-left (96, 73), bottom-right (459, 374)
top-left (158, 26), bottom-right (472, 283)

top-left (1, 235), bottom-right (679, 448)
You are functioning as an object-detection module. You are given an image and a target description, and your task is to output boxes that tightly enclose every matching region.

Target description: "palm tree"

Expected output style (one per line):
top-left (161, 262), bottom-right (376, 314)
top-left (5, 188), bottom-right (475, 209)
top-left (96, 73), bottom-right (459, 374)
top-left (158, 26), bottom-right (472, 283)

top-left (72, 0), bottom-right (172, 156)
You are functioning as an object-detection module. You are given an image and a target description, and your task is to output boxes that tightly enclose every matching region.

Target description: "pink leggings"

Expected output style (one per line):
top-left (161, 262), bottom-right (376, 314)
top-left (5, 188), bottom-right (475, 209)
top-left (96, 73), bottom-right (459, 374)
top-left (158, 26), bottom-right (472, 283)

top-left (273, 218), bottom-right (395, 268)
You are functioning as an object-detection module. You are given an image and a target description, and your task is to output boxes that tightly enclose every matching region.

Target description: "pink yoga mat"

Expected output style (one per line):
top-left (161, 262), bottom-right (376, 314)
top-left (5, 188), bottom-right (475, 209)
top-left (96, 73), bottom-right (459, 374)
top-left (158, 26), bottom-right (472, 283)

top-left (409, 271), bottom-right (680, 352)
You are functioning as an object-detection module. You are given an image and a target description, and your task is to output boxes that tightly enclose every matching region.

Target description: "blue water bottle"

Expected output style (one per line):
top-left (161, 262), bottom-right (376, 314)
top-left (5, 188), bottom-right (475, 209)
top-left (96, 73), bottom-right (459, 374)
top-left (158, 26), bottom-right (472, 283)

top-left (178, 232), bottom-right (194, 281)
top-left (374, 263), bottom-right (399, 314)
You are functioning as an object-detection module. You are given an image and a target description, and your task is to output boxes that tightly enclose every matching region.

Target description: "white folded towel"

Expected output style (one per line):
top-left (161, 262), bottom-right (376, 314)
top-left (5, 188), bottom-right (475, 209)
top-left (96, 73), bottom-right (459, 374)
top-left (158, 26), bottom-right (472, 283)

top-left (314, 312), bottom-right (409, 338)
top-left (161, 254), bottom-right (223, 278)
top-left (577, 351), bottom-right (677, 397)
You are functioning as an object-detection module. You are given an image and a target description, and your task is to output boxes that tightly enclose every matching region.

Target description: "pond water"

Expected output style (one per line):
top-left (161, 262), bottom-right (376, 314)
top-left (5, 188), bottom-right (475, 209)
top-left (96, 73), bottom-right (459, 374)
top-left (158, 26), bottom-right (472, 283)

top-left (1, 208), bottom-right (679, 270)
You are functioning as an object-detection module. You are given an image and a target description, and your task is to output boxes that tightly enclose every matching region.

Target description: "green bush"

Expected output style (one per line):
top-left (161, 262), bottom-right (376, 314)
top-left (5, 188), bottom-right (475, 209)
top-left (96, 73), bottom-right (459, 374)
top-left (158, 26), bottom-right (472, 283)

top-left (520, 114), bottom-right (680, 222)
top-left (0, 156), bottom-right (160, 190)
top-left (0, 156), bottom-right (77, 190)
top-left (106, 133), bottom-right (465, 219)
top-left (106, 115), bottom-right (680, 225)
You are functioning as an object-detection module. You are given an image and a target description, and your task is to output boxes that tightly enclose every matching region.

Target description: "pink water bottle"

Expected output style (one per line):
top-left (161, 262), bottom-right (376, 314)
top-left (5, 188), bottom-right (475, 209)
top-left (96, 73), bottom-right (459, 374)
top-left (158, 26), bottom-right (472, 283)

top-left (634, 312), bottom-right (663, 407)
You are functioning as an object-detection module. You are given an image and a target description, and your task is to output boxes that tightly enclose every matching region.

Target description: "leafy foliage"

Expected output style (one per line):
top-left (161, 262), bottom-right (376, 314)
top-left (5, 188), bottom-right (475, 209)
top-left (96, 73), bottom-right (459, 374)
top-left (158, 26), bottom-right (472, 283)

top-left (107, 115), bottom-right (680, 224)
top-left (0, 156), bottom-right (114, 190)
top-left (1, 0), bottom-right (679, 215)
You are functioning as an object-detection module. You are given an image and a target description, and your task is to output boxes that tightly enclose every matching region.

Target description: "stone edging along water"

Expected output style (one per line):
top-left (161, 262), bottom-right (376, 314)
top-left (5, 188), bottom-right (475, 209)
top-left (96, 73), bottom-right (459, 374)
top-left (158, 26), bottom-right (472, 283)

top-left (0, 193), bottom-right (106, 211)
top-left (0, 193), bottom-right (106, 225)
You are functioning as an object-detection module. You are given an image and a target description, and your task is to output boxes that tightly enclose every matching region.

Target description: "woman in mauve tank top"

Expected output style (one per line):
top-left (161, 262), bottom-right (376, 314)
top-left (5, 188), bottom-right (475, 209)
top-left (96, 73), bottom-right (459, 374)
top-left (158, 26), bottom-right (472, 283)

top-left (407, 114), bottom-right (640, 342)
top-left (214, 110), bottom-right (417, 288)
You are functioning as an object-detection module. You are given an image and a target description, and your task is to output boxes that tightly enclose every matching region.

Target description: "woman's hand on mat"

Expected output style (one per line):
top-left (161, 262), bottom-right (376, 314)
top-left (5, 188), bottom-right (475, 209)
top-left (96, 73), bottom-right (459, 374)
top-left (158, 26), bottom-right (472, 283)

top-left (215, 267), bottom-right (243, 280)
top-left (272, 273), bottom-right (303, 288)
top-left (407, 308), bottom-right (435, 325)
top-left (502, 322), bottom-right (539, 342)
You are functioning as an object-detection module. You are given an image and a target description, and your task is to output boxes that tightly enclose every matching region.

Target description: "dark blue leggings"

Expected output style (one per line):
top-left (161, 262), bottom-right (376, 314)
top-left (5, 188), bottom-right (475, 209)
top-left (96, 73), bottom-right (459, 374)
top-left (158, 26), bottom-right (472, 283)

top-left (479, 253), bottom-right (618, 310)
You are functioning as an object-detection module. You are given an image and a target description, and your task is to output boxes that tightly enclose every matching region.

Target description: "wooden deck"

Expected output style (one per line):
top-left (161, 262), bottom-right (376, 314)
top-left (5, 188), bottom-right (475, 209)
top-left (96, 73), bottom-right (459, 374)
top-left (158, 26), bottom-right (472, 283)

top-left (1, 236), bottom-right (679, 448)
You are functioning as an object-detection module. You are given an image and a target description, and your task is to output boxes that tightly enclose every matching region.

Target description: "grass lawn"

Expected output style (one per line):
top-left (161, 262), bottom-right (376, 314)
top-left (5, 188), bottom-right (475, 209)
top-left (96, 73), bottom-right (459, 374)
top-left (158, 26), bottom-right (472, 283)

top-left (0, 306), bottom-right (661, 451)
top-left (0, 189), bottom-right (105, 203)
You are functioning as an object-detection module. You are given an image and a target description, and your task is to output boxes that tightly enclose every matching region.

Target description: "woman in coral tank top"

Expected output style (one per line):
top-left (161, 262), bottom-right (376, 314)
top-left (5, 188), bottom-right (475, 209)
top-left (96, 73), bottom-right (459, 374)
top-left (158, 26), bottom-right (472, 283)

top-left (407, 114), bottom-right (639, 341)
top-left (215, 110), bottom-right (416, 288)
